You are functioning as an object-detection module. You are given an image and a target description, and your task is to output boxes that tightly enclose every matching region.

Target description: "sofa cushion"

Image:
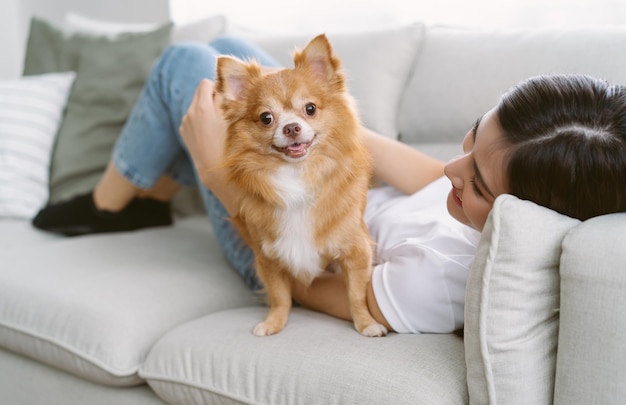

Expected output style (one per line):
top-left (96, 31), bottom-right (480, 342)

top-left (0, 72), bottom-right (75, 219)
top-left (554, 214), bottom-right (626, 404)
top-left (0, 347), bottom-right (166, 405)
top-left (243, 23), bottom-right (425, 139)
top-left (22, 17), bottom-right (174, 204)
top-left (63, 12), bottom-right (228, 45)
top-left (0, 218), bottom-right (257, 386)
top-left (464, 195), bottom-right (580, 405)
top-left (0, 219), bottom-right (62, 250)
top-left (140, 307), bottom-right (467, 405)
top-left (400, 25), bottom-right (626, 144)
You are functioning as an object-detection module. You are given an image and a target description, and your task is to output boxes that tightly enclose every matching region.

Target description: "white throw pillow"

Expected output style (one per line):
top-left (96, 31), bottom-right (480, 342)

top-left (464, 195), bottom-right (580, 405)
top-left (0, 72), bottom-right (76, 219)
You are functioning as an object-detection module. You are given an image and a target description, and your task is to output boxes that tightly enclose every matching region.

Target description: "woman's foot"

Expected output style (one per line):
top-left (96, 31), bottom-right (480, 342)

top-left (32, 192), bottom-right (173, 236)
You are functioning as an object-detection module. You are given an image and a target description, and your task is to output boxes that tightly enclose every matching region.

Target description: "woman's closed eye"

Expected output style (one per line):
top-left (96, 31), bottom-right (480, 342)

top-left (469, 176), bottom-right (485, 198)
top-left (471, 118), bottom-right (481, 136)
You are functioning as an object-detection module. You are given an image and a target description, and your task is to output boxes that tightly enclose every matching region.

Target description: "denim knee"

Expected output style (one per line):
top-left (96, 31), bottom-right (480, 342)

top-left (209, 35), bottom-right (282, 67)
top-left (210, 34), bottom-right (251, 52)
top-left (157, 42), bottom-right (220, 77)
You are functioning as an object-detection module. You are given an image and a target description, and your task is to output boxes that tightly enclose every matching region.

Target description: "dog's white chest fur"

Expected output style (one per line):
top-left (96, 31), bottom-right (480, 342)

top-left (262, 165), bottom-right (321, 281)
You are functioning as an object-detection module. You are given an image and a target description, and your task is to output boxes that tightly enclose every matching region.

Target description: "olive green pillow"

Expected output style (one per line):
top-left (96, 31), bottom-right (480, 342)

top-left (23, 17), bottom-right (173, 203)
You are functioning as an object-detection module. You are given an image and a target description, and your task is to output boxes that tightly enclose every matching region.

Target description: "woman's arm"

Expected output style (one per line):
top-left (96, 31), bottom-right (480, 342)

top-left (362, 127), bottom-right (445, 195)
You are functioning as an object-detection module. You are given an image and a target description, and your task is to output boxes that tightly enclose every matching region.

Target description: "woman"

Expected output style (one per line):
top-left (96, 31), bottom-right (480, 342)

top-left (33, 37), bottom-right (626, 334)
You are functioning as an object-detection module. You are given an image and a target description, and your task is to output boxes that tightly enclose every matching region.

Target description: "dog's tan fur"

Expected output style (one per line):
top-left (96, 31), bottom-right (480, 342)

top-left (215, 34), bottom-right (386, 337)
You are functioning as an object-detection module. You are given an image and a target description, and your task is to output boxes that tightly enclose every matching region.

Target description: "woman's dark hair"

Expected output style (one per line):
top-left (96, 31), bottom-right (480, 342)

top-left (496, 74), bottom-right (626, 221)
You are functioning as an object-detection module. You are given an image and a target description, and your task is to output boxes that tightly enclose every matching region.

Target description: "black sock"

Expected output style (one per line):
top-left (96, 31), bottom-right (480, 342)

top-left (32, 192), bottom-right (172, 236)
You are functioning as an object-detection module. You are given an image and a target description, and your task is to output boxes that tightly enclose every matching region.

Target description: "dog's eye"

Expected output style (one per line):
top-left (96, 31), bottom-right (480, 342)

top-left (305, 103), bottom-right (316, 116)
top-left (259, 112), bottom-right (273, 126)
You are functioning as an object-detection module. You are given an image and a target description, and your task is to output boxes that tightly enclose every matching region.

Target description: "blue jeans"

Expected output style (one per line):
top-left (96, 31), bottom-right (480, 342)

top-left (112, 36), bottom-right (281, 290)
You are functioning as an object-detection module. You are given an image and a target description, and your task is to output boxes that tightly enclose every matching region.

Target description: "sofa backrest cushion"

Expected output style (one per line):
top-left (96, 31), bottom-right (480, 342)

top-left (400, 25), bottom-right (626, 144)
top-left (464, 195), bottom-right (579, 405)
top-left (554, 214), bottom-right (626, 404)
top-left (244, 23), bottom-right (425, 140)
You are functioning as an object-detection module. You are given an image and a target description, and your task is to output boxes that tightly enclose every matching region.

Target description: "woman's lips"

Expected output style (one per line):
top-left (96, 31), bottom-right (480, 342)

top-left (452, 188), bottom-right (463, 207)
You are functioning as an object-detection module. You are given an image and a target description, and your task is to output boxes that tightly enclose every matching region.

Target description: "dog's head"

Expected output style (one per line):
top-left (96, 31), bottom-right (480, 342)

top-left (215, 34), bottom-right (357, 163)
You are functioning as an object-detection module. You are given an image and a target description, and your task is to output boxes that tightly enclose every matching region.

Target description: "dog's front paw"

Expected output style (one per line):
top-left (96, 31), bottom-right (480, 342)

top-left (253, 320), bottom-right (284, 337)
top-left (359, 322), bottom-right (388, 337)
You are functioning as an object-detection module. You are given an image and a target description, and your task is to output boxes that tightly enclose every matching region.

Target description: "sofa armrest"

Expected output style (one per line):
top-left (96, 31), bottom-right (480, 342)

top-left (554, 213), bottom-right (626, 404)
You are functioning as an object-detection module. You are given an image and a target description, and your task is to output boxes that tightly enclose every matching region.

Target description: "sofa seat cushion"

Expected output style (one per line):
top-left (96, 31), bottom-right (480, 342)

top-left (0, 347), bottom-right (167, 405)
top-left (0, 217), bottom-right (257, 386)
top-left (0, 219), bottom-right (62, 250)
top-left (140, 307), bottom-right (468, 405)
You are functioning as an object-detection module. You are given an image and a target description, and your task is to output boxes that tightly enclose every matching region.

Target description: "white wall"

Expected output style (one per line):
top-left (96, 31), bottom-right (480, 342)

top-left (172, 0), bottom-right (626, 34)
top-left (0, 0), bottom-right (22, 79)
top-left (0, 0), bottom-right (171, 79)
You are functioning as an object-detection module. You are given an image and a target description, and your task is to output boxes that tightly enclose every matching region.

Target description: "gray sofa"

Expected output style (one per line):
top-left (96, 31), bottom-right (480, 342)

top-left (2, 17), bottom-right (626, 405)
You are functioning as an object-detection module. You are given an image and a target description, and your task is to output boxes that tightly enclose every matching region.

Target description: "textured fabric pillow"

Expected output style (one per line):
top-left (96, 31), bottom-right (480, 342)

top-left (464, 195), bottom-right (580, 405)
top-left (242, 23), bottom-right (425, 139)
top-left (22, 17), bottom-right (173, 203)
top-left (0, 72), bottom-right (75, 219)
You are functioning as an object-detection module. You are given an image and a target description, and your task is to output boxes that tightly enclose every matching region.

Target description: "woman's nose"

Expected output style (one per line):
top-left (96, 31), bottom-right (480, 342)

top-left (444, 154), bottom-right (467, 185)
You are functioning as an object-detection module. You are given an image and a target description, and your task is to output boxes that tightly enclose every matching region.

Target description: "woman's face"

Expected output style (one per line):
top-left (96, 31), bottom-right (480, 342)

top-left (444, 108), bottom-right (508, 231)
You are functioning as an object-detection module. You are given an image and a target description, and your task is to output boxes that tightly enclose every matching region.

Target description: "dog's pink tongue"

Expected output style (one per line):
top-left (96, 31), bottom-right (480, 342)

top-left (287, 144), bottom-right (307, 158)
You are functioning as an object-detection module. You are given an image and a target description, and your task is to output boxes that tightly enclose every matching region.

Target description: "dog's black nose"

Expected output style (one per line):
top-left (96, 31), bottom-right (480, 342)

top-left (283, 123), bottom-right (301, 138)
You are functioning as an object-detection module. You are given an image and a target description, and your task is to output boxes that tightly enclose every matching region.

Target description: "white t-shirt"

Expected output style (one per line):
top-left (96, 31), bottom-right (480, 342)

top-left (366, 176), bottom-right (481, 334)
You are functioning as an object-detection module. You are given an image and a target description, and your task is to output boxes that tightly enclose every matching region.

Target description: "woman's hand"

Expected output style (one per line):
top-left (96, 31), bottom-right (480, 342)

top-left (179, 79), bottom-right (240, 216)
top-left (180, 79), bottom-right (227, 176)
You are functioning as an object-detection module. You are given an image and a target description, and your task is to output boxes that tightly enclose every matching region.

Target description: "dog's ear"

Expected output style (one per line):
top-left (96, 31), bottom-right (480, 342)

top-left (215, 56), bottom-right (261, 101)
top-left (294, 34), bottom-right (342, 84)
